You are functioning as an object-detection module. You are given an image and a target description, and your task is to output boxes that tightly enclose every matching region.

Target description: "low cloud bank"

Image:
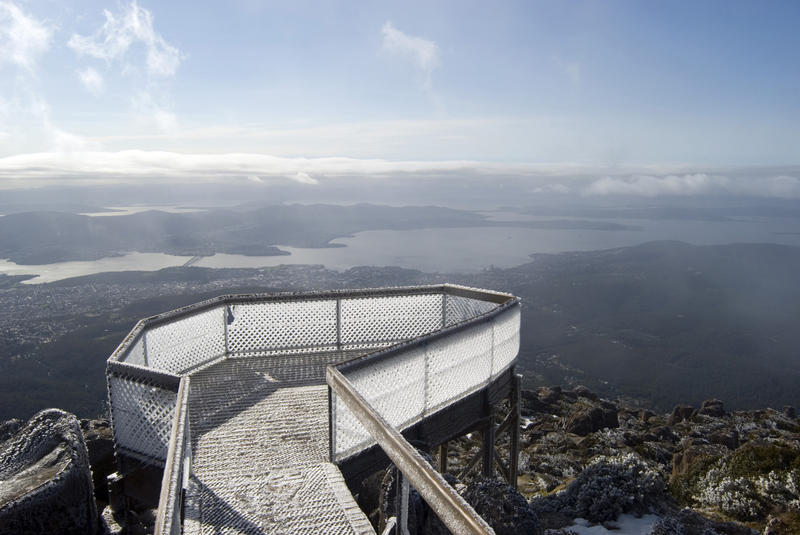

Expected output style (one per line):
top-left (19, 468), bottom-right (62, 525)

top-left (0, 150), bottom-right (798, 200)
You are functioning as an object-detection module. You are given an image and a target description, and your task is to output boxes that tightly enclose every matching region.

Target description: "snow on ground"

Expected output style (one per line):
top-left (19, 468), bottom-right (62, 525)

top-left (567, 514), bottom-right (659, 534)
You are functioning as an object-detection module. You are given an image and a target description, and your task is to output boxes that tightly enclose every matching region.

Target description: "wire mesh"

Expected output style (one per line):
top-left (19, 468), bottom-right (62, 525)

top-left (331, 297), bottom-right (520, 461)
top-left (146, 307), bottom-right (226, 374)
top-left (340, 294), bottom-right (443, 349)
top-left (109, 374), bottom-right (177, 461)
top-left (227, 299), bottom-right (337, 356)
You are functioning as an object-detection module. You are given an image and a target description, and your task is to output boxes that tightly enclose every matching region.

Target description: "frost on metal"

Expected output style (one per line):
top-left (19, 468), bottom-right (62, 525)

top-left (105, 284), bottom-right (520, 535)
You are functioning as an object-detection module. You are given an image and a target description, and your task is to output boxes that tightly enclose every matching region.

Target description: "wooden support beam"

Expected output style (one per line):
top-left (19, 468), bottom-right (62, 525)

top-left (493, 445), bottom-right (510, 483)
top-left (481, 414), bottom-right (495, 478)
top-left (457, 448), bottom-right (483, 481)
top-left (509, 373), bottom-right (522, 490)
top-left (495, 409), bottom-right (515, 438)
top-left (438, 441), bottom-right (449, 474)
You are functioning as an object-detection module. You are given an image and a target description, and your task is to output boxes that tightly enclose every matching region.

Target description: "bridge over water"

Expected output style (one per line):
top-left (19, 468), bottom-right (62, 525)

top-left (106, 285), bottom-right (521, 534)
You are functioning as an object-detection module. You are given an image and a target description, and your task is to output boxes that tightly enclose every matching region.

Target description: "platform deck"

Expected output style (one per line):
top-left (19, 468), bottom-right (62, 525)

top-left (182, 353), bottom-right (375, 535)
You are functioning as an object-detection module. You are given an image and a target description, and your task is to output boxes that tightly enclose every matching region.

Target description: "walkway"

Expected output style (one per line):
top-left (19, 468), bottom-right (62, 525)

top-left (182, 352), bottom-right (376, 535)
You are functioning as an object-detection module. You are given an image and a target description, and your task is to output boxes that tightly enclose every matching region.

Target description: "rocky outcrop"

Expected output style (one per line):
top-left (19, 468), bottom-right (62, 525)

top-left (668, 405), bottom-right (696, 426)
top-left (0, 409), bottom-right (98, 535)
top-left (81, 418), bottom-right (115, 503)
top-left (565, 403), bottom-right (619, 436)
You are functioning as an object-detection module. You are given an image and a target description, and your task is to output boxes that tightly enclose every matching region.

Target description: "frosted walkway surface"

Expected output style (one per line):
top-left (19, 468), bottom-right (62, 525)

top-left (182, 353), bottom-right (375, 535)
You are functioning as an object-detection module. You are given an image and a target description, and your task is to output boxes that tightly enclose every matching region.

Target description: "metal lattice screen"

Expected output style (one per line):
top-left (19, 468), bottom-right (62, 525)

top-left (331, 305), bottom-right (520, 461)
top-left (109, 374), bottom-right (178, 461)
top-left (107, 286), bottom-right (517, 464)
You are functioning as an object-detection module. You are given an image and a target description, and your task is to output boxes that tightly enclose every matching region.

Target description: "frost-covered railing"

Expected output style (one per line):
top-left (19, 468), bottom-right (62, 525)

top-left (329, 292), bottom-right (520, 461)
top-left (106, 285), bottom-right (519, 535)
top-left (154, 376), bottom-right (190, 535)
top-left (107, 285), bottom-right (514, 462)
top-left (327, 287), bottom-right (520, 534)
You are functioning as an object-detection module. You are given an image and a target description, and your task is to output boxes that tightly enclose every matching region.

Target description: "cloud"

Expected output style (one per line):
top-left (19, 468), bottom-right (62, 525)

top-left (381, 21), bottom-right (440, 87)
top-left (0, 149), bottom-right (797, 200)
top-left (78, 67), bottom-right (104, 95)
top-left (68, 1), bottom-right (182, 78)
top-left (68, 1), bottom-right (182, 131)
top-left (585, 174), bottom-right (730, 197)
top-left (0, 1), bottom-right (52, 72)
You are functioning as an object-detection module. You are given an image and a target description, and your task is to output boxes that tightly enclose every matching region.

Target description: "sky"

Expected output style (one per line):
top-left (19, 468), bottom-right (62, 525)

top-left (1, 0), bottom-right (799, 197)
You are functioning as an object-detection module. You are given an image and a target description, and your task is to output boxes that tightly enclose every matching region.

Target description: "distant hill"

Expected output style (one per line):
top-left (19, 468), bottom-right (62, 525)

top-left (489, 241), bottom-right (800, 411)
top-left (0, 204), bottom-right (635, 264)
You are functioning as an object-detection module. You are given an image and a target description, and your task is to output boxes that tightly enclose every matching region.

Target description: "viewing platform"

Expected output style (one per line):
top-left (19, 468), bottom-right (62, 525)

top-left (106, 285), bottom-right (521, 534)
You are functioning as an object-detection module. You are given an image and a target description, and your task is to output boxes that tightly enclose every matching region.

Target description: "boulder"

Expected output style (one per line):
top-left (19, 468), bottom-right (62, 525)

top-left (668, 405), bottom-right (696, 426)
top-left (81, 418), bottom-right (115, 503)
top-left (783, 406), bottom-right (796, 419)
top-left (462, 476), bottom-right (542, 535)
top-left (566, 404), bottom-right (618, 436)
top-left (698, 399), bottom-right (726, 418)
top-left (521, 390), bottom-right (552, 413)
top-left (0, 419), bottom-right (21, 442)
top-left (537, 386), bottom-right (562, 405)
top-left (571, 386), bottom-right (598, 401)
top-left (639, 409), bottom-right (656, 423)
top-left (0, 409), bottom-right (98, 535)
top-left (671, 443), bottom-right (726, 478)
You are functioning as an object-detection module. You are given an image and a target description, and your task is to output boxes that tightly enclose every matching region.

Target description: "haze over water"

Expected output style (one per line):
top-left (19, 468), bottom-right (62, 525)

top-left (2, 210), bottom-right (798, 283)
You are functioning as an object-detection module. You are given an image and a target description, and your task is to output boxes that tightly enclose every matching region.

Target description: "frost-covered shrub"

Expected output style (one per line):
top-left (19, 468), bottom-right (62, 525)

top-left (698, 470), bottom-right (763, 520)
top-left (530, 453), bottom-right (667, 523)
top-left (693, 444), bottom-right (800, 521)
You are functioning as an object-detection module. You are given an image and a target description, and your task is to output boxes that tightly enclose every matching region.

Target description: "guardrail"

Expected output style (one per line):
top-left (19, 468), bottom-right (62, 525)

top-left (154, 376), bottom-right (191, 535)
top-left (329, 301), bottom-right (520, 461)
top-left (106, 284), bottom-right (519, 534)
top-left (328, 367), bottom-right (495, 535)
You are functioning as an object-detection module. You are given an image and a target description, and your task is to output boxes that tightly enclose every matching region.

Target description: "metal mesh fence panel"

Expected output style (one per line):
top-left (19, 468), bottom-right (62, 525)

top-left (146, 308), bottom-right (225, 374)
top-left (336, 345), bottom-right (427, 456)
top-left (425, 321), bottom-right (494, 414)
top-left (226, 299), bottom-right (337, 356)
top-left (332, 303), bottom-right (520, 460)
top-left (109, 374), bottom-right (177, 461)
top-left (444, 295), bottom-right (497, 327)
top-left (491, 307), bottom-right (520, 377)
top-left (340, 294), bottom-right (443, 349)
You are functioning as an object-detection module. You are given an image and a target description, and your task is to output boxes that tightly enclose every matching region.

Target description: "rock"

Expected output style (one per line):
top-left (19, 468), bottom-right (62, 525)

top-left (783, 406), bottom-right (796, 419)
top-left (81, 418), bottom-right (115, 504)
top-left (566, 405), bottom-right (618, 436)
top-left (0, 419), bottom-right (21, 442)
top-left (668, 405), bottom-right (696, 426)
top-left (639, 409), bottom-right (656, 422)
top-left (462, 476), bottom-right (542, 535)
top-left (521, 390), bottom-right (552, 413)
top-left (0, 409), bottom-right (99, 535)
top-left (572, 386), bottom-right (598, 401)
top-left (538, 386), bottom-right (562, 405)
top-left (651, 508), bottom-right (758, 535)
top-left (710, 429), bottom-right (740, 450)
top-left (651, 426), bottom-right (679, 444)
top-left (671, 443), bottom-right (726, 478)
top-left (698, 399), bottom-right (726, 418)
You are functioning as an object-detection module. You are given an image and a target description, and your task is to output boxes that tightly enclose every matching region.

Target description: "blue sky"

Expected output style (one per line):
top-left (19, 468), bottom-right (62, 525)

top-left (1, 0), bottom-right (799, 196)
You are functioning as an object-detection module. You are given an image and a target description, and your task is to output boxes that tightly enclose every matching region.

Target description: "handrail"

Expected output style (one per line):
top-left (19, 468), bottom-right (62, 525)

top-left (154, 376), bottom-right (191, 535)
top-left (327, 367), bottom-right (495, 535)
